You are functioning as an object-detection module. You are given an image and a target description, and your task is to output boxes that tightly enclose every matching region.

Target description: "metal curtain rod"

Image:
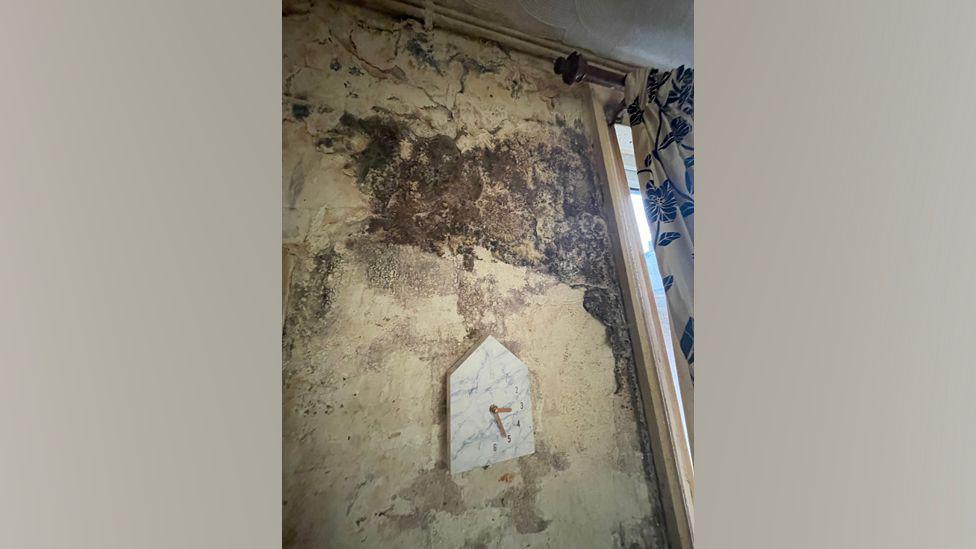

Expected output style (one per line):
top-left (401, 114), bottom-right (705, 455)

top-left (345, 0), bottom-right (635, 78)
top-left (554, 51), bottom-right (627, 89)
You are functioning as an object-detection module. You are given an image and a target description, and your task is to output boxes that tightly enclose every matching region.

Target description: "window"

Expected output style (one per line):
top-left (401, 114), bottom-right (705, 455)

top-left (614, 124), bottom-right (687, 441)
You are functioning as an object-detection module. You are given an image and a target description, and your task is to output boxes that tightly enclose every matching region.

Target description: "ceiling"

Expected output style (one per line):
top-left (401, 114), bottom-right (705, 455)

top-left (437, 0), bottom-right (693, 69)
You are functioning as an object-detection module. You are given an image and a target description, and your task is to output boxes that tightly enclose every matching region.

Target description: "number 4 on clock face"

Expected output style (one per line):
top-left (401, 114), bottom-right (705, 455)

top-left (447, 335), bottom-right (536, 474)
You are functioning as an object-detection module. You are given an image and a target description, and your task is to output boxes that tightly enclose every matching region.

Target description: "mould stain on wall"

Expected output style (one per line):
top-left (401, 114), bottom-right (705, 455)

top-left (283, 1), bottom-right (669, 547)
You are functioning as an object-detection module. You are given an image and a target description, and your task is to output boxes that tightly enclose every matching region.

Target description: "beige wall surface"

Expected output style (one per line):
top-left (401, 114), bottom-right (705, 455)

top-left (282, 1), bottom-right (667, 547)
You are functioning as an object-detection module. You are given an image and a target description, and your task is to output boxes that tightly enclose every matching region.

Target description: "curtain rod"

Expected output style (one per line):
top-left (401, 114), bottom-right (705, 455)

top-left (346, 0), bottom-right (636, 80)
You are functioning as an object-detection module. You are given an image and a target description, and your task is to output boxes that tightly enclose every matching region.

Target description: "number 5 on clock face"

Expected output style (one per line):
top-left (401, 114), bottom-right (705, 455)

top-left (447, 335), bottom-right (536, 474)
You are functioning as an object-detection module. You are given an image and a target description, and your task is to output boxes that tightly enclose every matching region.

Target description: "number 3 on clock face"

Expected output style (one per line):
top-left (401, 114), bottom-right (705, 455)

top-left (448, 336), bottom-right (536, 474)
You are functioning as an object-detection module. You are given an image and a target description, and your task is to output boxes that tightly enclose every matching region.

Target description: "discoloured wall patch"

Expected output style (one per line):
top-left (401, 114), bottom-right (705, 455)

top-left (287, 160), bottom-right (305, 209)
top-left (383, 466), bottom-right (464, 531)
top-left (489, 441), bottom-right (568, 534)
top-left (283, 246), bottom-right (340, 351)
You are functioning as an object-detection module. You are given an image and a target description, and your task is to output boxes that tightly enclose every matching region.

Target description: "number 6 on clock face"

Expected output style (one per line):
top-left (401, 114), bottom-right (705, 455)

top-left (447, 335), bottom-right (536, 474)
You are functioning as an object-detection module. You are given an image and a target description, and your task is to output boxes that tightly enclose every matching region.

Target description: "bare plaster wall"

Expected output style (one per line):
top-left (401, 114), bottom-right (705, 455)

top-left (282, 2), bottom-right (669, 547)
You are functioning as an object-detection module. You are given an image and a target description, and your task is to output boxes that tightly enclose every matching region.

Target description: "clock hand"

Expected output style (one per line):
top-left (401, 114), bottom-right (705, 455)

top-left (488, 405), bottom-right (507, 437)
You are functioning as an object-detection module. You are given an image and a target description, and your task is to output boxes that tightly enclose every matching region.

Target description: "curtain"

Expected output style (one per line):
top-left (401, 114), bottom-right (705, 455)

top-left (625, 66), bottom-right (694, 384)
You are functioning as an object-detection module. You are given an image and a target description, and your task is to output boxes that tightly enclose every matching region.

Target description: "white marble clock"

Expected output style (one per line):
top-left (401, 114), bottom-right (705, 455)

top-left (447, 335), bottom-right (535, 474)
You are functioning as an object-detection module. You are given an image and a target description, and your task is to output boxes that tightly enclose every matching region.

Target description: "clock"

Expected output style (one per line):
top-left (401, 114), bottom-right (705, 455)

top-left (447, 335), bottom-right (535, 474)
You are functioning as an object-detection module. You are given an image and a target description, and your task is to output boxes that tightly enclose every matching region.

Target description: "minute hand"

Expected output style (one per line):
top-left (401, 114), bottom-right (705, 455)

top-left (492, 412), bottom-right (507, 437)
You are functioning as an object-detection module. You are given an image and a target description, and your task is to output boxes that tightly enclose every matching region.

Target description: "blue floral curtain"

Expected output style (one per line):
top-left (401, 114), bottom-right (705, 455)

top-left (626, 66), bottom-right (694, 384)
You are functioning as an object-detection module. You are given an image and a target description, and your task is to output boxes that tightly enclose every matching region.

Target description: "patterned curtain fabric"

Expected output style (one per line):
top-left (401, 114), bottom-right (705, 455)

top-left (625, 66), bottom-right (694, 383)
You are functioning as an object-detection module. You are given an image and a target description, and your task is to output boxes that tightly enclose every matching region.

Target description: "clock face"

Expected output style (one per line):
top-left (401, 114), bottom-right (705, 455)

top-left (448, 335), bottom-right (535, 474)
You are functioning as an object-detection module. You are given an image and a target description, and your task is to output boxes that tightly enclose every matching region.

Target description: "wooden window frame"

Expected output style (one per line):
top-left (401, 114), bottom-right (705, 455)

top-left (586, 84), bottom-right (695, 549)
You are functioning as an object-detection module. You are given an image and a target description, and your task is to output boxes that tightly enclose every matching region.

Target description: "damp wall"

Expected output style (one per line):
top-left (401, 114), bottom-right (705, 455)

top-left (282, 1), bottom-right (669, 546)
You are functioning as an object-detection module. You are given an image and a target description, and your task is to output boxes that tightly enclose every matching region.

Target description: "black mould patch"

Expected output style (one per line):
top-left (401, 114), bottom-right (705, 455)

top-left (287, 161), bottom-right (305, 209)
top-left (283, 247), bottom-right (341, 357)
top-left (461, 530), bottom-right (493, 549)
top-left (335, 113), bottom-right (408, 183)
top-left (510, 77), bottom-right (524, 100)
top-left (334, 113), bottom-right (609, 289)
top-left (460, 56), bottom-right (502, 75)
top-left (391, 13), bottom-right (419, 24)
top-left (583, 287), bottom-right (634, 394)
top-left (617, 519), bottom-right (665, 549)
top-left (292, 103), bottom-right (311, 120)
top-left (282, 1), bottom-right (310, 16)
top-left (405, 37), bottom-right (442, 74)
top-left (281, 246), bottom-right (345, 423)
top-left (458, 245), bottom-right (476, 272)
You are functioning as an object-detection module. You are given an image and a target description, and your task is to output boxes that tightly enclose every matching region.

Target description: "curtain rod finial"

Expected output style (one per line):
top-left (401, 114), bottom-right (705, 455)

top-left (554, 51), bottom-right (626, 89)
top-left (554, 51), bottom-right (585, 85)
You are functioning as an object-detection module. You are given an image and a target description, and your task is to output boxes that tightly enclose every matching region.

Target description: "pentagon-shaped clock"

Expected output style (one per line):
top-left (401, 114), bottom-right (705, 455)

top-left (447, 335), bottom-right (535, 474)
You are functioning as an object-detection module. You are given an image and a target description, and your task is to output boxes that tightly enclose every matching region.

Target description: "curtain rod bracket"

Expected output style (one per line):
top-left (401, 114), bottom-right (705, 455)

top-left (554, 51), bottom-right (626, 89)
